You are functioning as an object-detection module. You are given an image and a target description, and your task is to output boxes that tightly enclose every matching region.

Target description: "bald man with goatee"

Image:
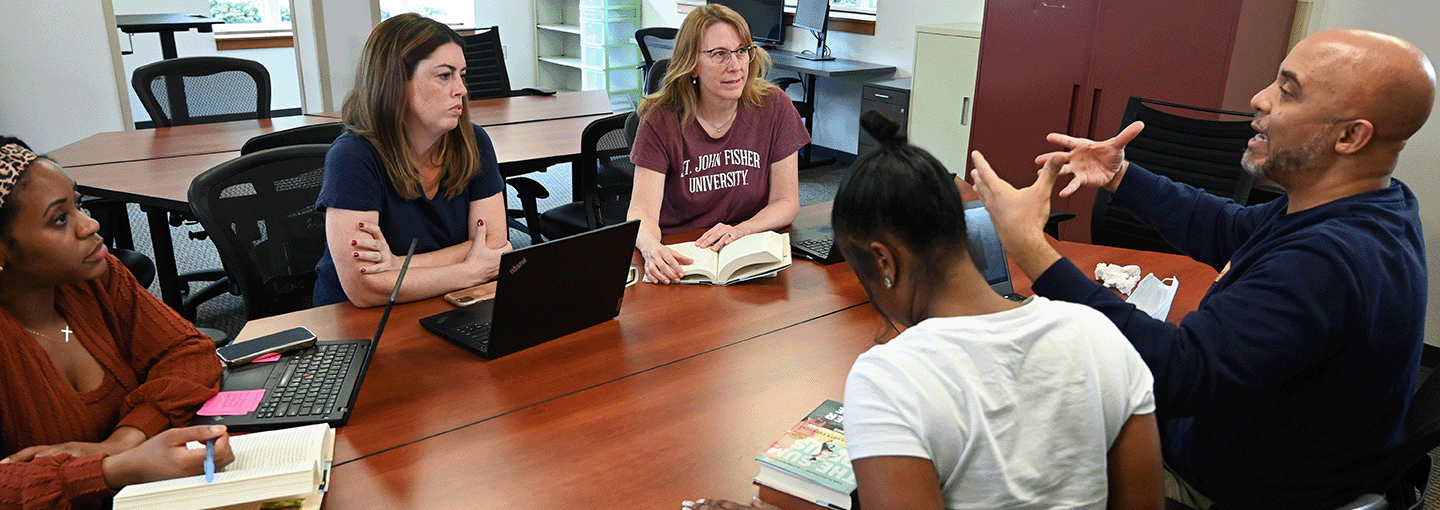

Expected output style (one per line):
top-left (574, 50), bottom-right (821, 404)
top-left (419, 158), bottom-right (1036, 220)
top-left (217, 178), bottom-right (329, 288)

top-left (970, 29), bottom-right (1436, 509)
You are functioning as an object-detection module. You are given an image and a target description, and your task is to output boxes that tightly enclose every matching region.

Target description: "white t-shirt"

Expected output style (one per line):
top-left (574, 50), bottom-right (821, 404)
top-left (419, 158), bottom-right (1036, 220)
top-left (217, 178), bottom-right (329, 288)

top-left (845, 296), bottom-right (1155, 510)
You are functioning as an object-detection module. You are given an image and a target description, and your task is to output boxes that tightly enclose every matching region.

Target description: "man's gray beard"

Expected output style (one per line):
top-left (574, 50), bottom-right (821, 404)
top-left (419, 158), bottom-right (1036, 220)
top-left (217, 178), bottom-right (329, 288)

top-left (1241, 132), bottom-right (1328, 180)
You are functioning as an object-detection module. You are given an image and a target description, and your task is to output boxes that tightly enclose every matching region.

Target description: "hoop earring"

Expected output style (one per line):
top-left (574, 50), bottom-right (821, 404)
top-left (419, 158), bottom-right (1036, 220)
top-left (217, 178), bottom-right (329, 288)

top-left (883, 276), bottom-right (893, 289)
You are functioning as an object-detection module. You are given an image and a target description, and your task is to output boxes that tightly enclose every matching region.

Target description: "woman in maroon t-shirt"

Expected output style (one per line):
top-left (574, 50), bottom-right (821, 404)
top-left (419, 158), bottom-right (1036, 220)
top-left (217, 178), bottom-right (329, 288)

top-left (627, 4), bottom-right (810, 284)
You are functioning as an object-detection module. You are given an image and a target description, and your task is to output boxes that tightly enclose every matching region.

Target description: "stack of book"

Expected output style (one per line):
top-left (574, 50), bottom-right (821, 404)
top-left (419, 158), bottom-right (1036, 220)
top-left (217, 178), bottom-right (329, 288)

top-left (754, 399), bottom-right (856, 510)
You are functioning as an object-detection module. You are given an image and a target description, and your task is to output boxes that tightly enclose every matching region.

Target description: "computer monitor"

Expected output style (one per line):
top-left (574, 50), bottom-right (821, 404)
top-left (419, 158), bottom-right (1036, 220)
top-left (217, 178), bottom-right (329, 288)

top-left (792, 0), bottom-right (834, 61)
top-left (707, 0), bottom-right (786, 46)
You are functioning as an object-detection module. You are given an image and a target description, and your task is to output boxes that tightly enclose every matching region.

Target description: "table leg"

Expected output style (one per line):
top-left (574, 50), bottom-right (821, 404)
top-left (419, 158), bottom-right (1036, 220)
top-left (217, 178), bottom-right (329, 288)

top-left (158, 31), bottom-right (178, 60)
top-left (799, 74), bottom-right (836, 169)
top-left (142, 205), bottom-right (185, 313)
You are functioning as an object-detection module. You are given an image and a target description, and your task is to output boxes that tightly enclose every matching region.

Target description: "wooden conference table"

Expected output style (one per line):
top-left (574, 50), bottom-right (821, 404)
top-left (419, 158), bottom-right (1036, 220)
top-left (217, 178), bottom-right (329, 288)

top-left (46, 92), bottom-right (612, 313)
top-left (227, 203), bottom-right (1218, 509)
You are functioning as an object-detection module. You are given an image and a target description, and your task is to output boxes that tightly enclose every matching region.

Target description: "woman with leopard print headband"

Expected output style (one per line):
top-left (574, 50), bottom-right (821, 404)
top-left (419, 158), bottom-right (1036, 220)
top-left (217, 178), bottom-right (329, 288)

top-left (0, 138), bottom-right (236, 508)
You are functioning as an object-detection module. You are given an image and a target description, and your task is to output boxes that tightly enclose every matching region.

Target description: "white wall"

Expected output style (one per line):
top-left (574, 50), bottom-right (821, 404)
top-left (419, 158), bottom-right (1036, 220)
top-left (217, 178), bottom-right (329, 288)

top-left (1304, 1), bottom-right (1440, 346)
top-left (477, 0), bottom-right (539, 89)
top-left (0, 0), bottom-right (128, 152)
top-left (637, 0), bottom-right (982, 153)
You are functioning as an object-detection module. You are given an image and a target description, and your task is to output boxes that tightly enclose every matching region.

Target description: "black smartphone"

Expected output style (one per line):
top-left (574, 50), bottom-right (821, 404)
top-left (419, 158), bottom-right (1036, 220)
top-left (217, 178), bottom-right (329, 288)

top-left (216, 326), bottom-right (317, 366)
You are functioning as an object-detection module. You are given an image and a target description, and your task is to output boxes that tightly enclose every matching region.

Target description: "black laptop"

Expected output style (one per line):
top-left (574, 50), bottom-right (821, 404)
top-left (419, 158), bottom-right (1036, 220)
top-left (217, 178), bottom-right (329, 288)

top-left (193, 240), bottom-right (417, 432)
top-left (962, 200), bottom-right (1026, 301)
top-left (790, 224), bottom-right (844, 264)
top-left (420, 220), bottom-right (641, 359)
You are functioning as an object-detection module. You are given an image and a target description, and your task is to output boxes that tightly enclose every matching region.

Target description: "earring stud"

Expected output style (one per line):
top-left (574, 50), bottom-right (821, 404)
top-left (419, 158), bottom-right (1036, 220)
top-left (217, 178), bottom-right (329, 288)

top-left (883, 276), bottom-right (893, 289)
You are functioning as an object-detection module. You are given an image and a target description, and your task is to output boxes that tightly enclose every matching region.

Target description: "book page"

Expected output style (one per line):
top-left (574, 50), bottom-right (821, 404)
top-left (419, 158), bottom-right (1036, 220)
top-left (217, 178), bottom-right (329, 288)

top-left (115, 424), bottom-right (329, 497)
top-left (719, 232), bottom-right (786, 283)
top-left (666, 241), bottom-right (720, 281)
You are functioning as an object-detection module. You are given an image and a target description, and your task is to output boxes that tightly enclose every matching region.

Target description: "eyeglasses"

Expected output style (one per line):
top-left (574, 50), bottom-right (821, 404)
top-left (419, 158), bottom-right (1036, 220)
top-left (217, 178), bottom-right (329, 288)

top-left (701, 46), bottom-right (756, 65)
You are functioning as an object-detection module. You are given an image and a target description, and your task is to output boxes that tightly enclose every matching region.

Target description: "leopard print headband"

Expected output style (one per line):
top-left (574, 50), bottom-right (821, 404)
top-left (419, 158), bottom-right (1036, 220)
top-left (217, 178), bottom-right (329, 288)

top-left (0, 143), bottom-right (38, 209)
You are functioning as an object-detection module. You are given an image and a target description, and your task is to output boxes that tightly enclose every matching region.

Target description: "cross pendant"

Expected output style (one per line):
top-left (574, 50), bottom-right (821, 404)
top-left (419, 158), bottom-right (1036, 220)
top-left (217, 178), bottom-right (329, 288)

top-left (61, 326), bottom-right (73, 343)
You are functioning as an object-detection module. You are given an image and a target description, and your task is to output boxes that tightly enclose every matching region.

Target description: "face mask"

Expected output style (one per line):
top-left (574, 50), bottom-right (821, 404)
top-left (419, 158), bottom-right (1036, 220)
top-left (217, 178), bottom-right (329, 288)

top-left (1126, 273), bottom-right (1179, 321)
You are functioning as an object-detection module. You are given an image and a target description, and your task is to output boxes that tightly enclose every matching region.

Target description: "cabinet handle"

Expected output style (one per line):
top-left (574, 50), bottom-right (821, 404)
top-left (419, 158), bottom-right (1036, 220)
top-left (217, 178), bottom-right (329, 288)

top-left (961, 97), bottom-right (971, 127)
top-left (1087, 87), bottom-right (1102, 139)
top-left (873, 93), bottom-right (890, 99)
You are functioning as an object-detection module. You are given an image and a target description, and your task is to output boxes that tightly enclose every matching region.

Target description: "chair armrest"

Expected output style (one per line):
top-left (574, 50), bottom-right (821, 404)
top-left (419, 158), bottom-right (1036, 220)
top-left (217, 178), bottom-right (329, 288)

top-left (516, 87), bottom-right (557, 96)
top-left (1044, 210), bottom-right (1076, 239)
top-left (772, 77), bottom-right (801, 92)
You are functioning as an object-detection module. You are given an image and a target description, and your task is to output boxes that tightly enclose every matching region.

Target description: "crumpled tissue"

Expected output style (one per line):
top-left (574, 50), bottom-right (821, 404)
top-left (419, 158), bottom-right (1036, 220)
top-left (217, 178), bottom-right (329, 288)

top-left (1094, 263), bottom-right (1142, 294)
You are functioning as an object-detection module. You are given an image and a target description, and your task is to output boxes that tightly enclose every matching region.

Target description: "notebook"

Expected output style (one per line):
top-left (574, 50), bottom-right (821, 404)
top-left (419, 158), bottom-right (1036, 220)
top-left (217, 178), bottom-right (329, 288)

top-left (193, 239), bottom-right (418, 432)
top-left (962, 200), bottom-right (1026, 301)
top-left (419, 220), bottom-right (641, 359)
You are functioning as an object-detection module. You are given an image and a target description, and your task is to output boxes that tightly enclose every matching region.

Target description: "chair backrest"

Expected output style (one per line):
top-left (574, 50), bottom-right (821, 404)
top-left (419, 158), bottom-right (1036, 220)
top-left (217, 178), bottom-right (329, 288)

top-left (636, 27), bottom-right (678, 66)
top-left (461, 26), bottom-right (515, 101)
top-left (1091, 96), bottom-right (1258, 253)
top-left (132, 56), bottom-right (272, 127)
top-left (580, 112), bottom-right (638, 229)
top-left (240, 122), bottom-right (346, 155)
top-left (645, 59), bottom-right (671, 96)
top-left (188, 144), bottom-right (330, 321)
top-left (1346, 370), bottom-right (1440, 509)
top-left (637, 27), bottom-right (678, 94)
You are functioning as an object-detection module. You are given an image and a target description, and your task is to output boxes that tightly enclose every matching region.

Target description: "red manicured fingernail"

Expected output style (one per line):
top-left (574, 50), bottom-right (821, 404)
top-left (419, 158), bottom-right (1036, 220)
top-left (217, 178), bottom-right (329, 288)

top-left (360, 268), bottom-right (366, 273)
top-left (353, 252), bottom-right (359, 258)
top-left (358, 222), bottom-right (365, 229)
top-left (351, 240), bottom-right (357, 246)
top-left (477, 219), bottom-right (484, 226)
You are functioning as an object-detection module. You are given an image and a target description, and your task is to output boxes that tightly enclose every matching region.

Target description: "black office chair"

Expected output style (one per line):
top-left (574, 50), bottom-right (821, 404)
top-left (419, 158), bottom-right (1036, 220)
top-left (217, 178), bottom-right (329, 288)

top-left (131, 56), bottom-right (272, 127)
top-left (525, 112), bottom-right (637, 241)
top-left (1090, 96), bottom-right (1262, 254)
top-left (645, 59), bottom-right (671, 98)
top-left (636, 27), bottom-right (678, 95)
top-left (461, 26), bottom-right (554, 100)
top-left (188, 145), bottom-right (329, 321)
top-left (113, 248), bottom-right (230, 347)
top-left (241, 122), bottom-right (345, 155)
top-left (1323, 369), bottom-right (1440, 510)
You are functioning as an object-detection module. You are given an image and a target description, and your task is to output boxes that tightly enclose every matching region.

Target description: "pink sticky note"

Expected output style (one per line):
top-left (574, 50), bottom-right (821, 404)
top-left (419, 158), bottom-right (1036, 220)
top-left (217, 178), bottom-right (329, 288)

top-left (196, 389), bottom-right (267, 416)
top-left (253, 352), bottom-right (282, 363)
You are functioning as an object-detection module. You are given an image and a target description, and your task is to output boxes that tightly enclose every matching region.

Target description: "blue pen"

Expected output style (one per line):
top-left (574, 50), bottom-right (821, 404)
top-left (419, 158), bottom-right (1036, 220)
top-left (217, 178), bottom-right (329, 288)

top-left (204, 438), bottom-right (216, 483)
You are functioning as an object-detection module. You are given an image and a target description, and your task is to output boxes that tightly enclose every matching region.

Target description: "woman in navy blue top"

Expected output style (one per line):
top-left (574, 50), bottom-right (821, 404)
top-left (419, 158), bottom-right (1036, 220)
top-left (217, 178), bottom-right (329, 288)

top-left (314, 13), bottom-right (509, 308)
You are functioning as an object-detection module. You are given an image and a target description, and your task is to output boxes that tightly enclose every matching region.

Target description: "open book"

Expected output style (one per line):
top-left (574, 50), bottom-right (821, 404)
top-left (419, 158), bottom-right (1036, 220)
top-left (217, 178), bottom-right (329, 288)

top-left (660, 231), bottom-right (792, 285)
top-left (113, 424), bottom-right (334, 510)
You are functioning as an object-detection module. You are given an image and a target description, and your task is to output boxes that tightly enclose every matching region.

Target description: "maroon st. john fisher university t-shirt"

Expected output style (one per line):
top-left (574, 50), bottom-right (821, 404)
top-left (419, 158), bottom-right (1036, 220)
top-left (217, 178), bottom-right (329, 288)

top-left (630, 87), bottom-right (810, 235)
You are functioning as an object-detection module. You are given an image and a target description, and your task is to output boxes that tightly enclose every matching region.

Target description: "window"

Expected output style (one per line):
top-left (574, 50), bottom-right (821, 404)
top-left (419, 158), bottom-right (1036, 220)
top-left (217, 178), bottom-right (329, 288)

top-left (783, 0), bottom-right (877, 16)
top-left (379, 0), bottom-right (474, 28)
top-left (210, 0), bottom-right (291, 33)
top-left (826, 0), bottom-right (877, 15)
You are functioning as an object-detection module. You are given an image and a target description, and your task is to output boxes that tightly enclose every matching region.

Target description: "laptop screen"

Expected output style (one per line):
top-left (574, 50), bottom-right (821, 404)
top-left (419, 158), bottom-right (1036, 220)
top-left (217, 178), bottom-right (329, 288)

top-left (962, 201), bottom-right (1009, 288)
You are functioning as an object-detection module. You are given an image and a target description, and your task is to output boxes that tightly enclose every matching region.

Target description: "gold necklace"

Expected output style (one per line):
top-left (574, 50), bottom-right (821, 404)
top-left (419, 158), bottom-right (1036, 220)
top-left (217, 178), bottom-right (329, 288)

top-left (23, 320), bottom-right (73, 343)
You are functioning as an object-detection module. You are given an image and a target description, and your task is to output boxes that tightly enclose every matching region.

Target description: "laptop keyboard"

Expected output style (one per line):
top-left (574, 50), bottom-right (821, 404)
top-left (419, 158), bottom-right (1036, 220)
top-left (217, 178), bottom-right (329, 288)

top-left (796, 237), bottom-right (833, 258)
top-left (454, 321), bottom-right (492, 350)
top-left (254, 343), bottom-right (358, 419)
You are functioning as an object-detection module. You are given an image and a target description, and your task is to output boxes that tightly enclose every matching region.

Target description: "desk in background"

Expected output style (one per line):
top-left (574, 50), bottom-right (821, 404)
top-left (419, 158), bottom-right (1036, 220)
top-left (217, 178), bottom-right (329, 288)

top-left (307, 90), bottom-right (614, 127)
top-left (116, 13), bottom-right (223, 60)
top-left (227, 202), bottom-right (1217, 509)
top-left (767, 49), bottom-right (895, 166)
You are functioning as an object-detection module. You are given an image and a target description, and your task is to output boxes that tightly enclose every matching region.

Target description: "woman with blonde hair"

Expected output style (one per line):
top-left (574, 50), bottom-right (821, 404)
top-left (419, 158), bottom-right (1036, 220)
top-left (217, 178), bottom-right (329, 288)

top-left (315, 13), bottom-right (511, 307)
top-left (627, 4), bottom-right (809, 284)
